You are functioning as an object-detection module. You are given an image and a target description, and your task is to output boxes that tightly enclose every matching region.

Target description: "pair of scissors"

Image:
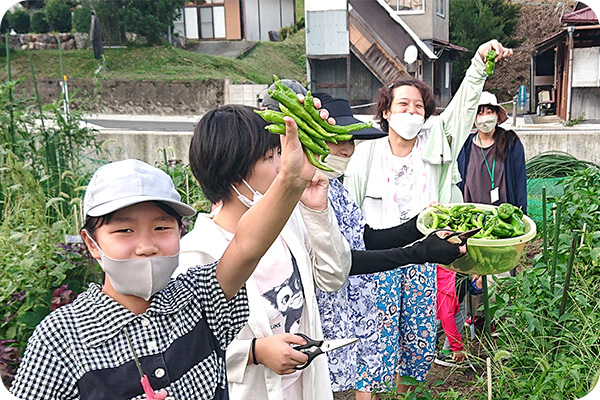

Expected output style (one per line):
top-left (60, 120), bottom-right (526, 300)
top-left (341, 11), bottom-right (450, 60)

top-left (124, 330), bottom-right (156, 400)
top-left (442, 227), bottom-right (482, 245)
top-left (292, 333), bottom-right (359, 370)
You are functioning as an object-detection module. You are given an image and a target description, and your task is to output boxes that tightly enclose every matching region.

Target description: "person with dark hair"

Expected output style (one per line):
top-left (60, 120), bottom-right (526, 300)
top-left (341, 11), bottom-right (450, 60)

top-left (175, 104), bottom-right (352, 400)
top-left (311, 92), bottom-right (466, 400)
top-left (263, 81), bottom-right (465, 398)
top-left (344, 39), bottom-right (513, 392)
top-left (456, 91), bottom-right (527, 331)
top-left (10, 139), bottom-right (316, 399)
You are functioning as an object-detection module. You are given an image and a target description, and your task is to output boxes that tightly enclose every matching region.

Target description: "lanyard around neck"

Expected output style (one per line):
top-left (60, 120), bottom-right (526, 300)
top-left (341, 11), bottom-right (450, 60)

top-left (477, 134), bottom-right (495, 189)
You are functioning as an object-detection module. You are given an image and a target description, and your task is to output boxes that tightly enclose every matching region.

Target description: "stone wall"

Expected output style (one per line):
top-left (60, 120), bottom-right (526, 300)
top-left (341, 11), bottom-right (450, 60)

top-left (7, 33), bottom-right (90, 50)
top-left (18, 78), bottom-right (228, 116)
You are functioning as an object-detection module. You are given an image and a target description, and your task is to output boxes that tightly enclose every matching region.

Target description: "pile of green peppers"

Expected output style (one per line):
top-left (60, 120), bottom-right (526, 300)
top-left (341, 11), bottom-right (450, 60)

top-left (426, 203), bottom-right (526, 239)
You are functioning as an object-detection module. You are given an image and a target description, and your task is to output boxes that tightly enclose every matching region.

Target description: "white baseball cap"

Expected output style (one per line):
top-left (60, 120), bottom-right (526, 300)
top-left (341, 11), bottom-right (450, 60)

top-left (83, 159), bottom-right (196, 218)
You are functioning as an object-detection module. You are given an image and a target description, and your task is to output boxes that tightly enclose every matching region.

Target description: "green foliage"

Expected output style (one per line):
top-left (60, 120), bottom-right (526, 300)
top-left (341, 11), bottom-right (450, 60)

top-left (1, 12), bottom-right (10, 34)
top-left (72, 5), bottom-right (92, 33)
top-left (488, 167), bottom-right (600, 399)
top-left (0, 32), bottom-right (307, 84)
top-left (118, 0), bottom-right (185, 45)
top-left (19, 0), bottom-right (46, 9)
top-left (8, 9), bottom-right (30, 34)
top-left (449, 0), bottom-right (522, 91)
top-left (0, 77), bottom-right (106, 368)
top-left (30, 10), bottom-right (50, 34)
top-left (155, 148), bottom-right (211, 215)
top-left (563, 112), bottom-right (586, 127)
top-left (90, 0), bottom-right (125, 45)
top-left (45, 0), bottom-right (72, 32)
top-left (378, 378), bottom-right (456, 400)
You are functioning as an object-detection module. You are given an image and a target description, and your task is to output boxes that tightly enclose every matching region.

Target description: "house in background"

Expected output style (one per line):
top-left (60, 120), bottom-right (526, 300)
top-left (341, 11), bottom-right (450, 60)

top-left (305, 0), bottom-right (466, 112)
top-left (174, 0), bottom-right (296, 41)
top-left (531, 3), bottom-right (600, 120)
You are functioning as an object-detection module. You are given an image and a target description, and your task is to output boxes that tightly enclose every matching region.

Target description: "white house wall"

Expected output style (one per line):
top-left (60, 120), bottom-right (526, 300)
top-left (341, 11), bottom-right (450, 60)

top-left (572, 47), bottom-right (600, 87)
top-left (306, 10), bottom-right (349, 56)
top-left (245, 0), bottom-right (295, 41)
top-left (306, 0), bottom-right (347, 11)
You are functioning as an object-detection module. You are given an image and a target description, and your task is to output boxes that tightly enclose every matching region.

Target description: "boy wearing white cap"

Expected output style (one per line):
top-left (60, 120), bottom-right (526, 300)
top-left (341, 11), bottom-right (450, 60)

top-left (10, 116), bottom-right (315, 400)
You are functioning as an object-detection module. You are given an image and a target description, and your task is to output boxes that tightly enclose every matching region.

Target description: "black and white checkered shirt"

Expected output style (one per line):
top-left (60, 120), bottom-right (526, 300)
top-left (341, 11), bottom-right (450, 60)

top-left (10, 261), bottom-right (249, 400)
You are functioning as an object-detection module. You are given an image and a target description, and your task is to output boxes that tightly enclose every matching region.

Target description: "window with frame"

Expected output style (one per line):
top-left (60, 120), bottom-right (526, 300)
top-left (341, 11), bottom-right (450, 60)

top-left (384, 0), bottom-right (424, 13)
top-left (436, 0), bottom-right (445, 17)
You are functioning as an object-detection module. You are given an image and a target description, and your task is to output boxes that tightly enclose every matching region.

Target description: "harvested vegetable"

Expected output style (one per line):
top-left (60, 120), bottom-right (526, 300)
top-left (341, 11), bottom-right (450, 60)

top-left (425, 202), bottom-right (526, 239)
top-left (485, 49), bottom-right (497, 76)
top-left (254, 75), bottom-right (373, 171)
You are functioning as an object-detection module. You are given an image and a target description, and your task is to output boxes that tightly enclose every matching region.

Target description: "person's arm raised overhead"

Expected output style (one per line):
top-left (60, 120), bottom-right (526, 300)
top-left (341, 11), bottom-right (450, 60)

top-left (216, 117), bottom-right (315, 300)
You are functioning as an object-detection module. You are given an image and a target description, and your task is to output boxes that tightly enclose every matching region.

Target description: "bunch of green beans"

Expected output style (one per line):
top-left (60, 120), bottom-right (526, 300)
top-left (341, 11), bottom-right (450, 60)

top-left (254, 75), bottom-right (373, 172)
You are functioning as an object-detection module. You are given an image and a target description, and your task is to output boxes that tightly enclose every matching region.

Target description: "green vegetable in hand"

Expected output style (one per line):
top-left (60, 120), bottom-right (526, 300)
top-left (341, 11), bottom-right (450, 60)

top-left (255, 75), bottom-right (375, 172)
top-left (485, 49), bottom-right (497, 76)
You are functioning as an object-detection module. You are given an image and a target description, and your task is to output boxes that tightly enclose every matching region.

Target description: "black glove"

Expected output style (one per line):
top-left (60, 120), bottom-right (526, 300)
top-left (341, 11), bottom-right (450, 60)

top-left (349, 234), bottom-right (463, 276)
top-left (404, 233), bottom-right (463, 266)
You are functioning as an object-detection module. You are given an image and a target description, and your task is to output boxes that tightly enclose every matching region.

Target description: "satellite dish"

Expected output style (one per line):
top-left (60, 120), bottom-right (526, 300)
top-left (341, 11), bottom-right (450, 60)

top-left (404, 45), bottom-right (418, 64)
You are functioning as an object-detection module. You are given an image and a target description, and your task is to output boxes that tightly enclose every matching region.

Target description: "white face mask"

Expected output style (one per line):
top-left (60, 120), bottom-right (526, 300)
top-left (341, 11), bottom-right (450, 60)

top-left (388, 112), bottom-right (425, 140)
top-left (475, 114), bottom-right (498, 133)
top-left (87, 234), bottom-right (179, 301)
top-left (231, 179), bottom-right (263, 208)
top-left (322, 154), bottom-right (351, 179)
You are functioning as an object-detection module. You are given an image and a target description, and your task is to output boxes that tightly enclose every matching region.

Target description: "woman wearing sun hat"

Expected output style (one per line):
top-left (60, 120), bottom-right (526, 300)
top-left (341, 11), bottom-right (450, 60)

top-left (457, 91), bottom-right (527, 213)
top-left (456, 91), bottom-right (527, 330)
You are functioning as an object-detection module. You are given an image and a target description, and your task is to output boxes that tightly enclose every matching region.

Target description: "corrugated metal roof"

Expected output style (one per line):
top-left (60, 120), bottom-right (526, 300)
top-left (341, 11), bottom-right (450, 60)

top-left (561, 6), bottom-right (599, 24)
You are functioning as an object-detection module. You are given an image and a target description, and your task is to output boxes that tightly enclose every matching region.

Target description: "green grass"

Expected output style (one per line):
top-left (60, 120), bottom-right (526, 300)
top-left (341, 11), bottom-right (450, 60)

top-left (0, 29), bottom-right (307, 84)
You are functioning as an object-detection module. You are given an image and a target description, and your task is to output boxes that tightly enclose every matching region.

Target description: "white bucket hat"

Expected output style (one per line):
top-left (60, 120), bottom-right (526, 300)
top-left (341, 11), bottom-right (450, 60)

top-left (83, 159), bottom-right (196, 218)
top-left (478, 91), bottom-right (508, 125)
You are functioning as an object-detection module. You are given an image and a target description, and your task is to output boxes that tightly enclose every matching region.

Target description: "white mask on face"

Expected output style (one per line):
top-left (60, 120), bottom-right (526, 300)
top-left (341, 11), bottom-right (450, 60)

top-left (475, 114), bottom-right (498, 133)
top-left (388, 112), bottom-right (425, 140)
top-left (322, 154), bottom-right (351, 179)
top-left (231, 179), bottom-right (263, 208)
top-left (86, 233), bottom-right (179, 301)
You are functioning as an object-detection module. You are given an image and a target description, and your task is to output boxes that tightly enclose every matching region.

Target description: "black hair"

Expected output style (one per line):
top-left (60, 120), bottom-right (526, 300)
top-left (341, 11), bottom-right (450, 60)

top-left (82, 201), bottom-right (183, 240)
top-left (476, 105), bottom-right (517, 162)
top-left (376, 77), bottom-right (436, 133)
top-left (189, 104), bottom-right (281, 204)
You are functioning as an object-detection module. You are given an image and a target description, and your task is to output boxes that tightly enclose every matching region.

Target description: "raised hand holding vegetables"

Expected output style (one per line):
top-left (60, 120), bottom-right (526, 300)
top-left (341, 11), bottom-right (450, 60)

top-left (485, 49), bottom-right (497, 76)
top-left (255, 75), bottom-right (373, 171)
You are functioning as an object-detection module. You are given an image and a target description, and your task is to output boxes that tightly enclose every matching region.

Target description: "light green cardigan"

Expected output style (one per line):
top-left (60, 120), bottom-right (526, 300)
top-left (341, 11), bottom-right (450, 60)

top-left (345, 53), bottom-right (488, 212)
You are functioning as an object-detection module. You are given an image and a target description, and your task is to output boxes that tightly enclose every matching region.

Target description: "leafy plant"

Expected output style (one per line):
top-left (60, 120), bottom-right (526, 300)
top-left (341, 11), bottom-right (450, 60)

top-left (563, 112), bottom-right (586, 127)
top-left (378, 378), bottom-right (457, 400)
top-left (72, 5), bottom-right (92, 33)
top-left (155, 147), bottom-right (211, 216)
top-left (1, 12), bottom-right (12, 34)
top-left (8, 9), bottom-right (30, 34)
top-left (118, 0), bottom-right (186, 45)
top-left (45, 0), bottom-right (72, 33)
top-left (487, 167), bottom-right (600, 399)
top-left (30, 10), bottom-right (50, 34)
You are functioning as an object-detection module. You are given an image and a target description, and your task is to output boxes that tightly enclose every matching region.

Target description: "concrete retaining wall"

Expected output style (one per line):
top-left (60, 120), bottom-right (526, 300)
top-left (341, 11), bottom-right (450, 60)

top-left (97, 128), bottom-right (600, 167)
top-left (519, 130), bottom-right (600, 165)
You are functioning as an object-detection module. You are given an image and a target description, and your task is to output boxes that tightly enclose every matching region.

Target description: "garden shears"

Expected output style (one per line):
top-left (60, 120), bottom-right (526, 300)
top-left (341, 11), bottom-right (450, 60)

top-left (292, 333), bottom-right (359, 370)
top-left (124, 330), bottom-right (156, 400)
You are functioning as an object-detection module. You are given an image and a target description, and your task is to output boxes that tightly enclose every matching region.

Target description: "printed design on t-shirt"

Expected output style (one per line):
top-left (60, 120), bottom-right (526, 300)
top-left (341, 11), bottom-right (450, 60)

top-left (262, 258), bottom-right (304, 332)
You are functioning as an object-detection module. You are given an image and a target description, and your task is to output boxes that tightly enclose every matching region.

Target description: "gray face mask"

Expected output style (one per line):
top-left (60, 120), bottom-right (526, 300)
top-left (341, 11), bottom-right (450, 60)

top-left (475, 114), bottom-right (498, 134)
top-left (322, 154), bottom-right (351, 179)
top-left (86, 233), bottom-right (179, 301)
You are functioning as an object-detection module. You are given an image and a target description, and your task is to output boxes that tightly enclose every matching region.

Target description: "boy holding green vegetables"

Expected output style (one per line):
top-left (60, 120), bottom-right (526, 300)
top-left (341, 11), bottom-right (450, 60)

top-left (10, 112), bottom-right (317, 399)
